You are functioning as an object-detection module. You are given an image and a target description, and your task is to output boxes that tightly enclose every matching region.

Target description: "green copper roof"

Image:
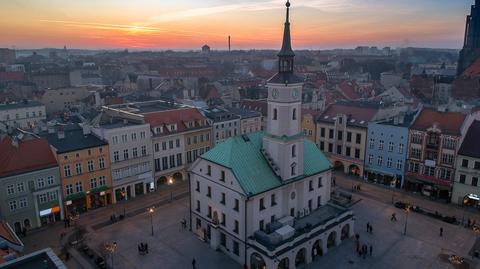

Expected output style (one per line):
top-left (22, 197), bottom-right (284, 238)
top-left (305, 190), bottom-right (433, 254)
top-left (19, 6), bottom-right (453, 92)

top-left (201, 132), bottom-right (332, 197)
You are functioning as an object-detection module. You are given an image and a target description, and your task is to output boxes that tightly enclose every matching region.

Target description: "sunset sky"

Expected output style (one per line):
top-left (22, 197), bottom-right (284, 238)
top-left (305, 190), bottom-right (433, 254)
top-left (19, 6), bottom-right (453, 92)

top-left (0, 0), bottom-right (474, 50)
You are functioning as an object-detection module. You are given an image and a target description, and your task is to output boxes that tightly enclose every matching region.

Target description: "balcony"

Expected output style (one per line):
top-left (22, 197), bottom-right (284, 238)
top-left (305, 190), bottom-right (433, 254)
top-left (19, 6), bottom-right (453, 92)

top-left (249, 204), bottom-right (353, 253)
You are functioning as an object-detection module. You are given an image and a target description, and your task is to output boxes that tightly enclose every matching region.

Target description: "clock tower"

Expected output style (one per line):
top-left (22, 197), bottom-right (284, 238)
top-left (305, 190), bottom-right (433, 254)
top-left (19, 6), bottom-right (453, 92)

top-left (263, 0), bottom-right (304, 181)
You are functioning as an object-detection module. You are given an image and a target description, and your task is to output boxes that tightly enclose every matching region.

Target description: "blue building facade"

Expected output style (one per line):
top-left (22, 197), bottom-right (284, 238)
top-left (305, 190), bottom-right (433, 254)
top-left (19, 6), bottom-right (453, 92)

top-left (365, 113), bottom-right (417, 188)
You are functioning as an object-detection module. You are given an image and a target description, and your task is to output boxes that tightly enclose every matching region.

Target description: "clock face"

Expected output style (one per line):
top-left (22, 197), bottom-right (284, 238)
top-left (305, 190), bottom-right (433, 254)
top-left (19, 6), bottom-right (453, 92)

top-left (292, 89), bottom-right (299, 99)
top-left (272, 89), bottom-right (279, 99)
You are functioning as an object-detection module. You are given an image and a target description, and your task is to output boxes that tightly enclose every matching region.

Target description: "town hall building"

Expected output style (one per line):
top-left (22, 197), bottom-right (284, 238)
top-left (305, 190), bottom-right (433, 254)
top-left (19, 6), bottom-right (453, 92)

top-left (189, 2), bottom-right (354, 268)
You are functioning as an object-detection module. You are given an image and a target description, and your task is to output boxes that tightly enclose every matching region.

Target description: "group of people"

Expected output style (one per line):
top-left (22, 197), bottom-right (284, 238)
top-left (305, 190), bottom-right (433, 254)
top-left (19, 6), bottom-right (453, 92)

top-left (138, 242), bottom-right (149, 255)
top-left (353, 184), bottom-right (362, 191)
top-left (355, 235), bottom-right (373, 259)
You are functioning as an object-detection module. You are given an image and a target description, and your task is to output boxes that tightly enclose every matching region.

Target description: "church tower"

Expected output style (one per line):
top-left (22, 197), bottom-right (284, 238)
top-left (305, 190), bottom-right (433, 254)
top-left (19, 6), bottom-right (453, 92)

top-left (262, 0), bottom-right (304, 181)
top-left (458, 0), bottom-right (480, 75)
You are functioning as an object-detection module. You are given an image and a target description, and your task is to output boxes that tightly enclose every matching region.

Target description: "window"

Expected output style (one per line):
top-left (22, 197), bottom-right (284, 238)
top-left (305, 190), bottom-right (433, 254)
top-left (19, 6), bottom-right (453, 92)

top-left (234, 220), bottom-right (239, 234)
top-left (273, 108), bottom-right (278, 120)
top-left (112, 136), bottom-right (118, 144)
top-left (356, 133), bottom-right (361, 144)
top-left (37, 178), bottom-right (45, 188)
top-left (99, 176), bottom-right (106, 186)
top-left (318, 177), bottom-right (323, 188)
top-left (114, 151), bottom-right (119, 162)
top-left (346, 147), bottom-right (351, 157)
top-left (75, 181), bottom-right (83, 192)
top-left (443, 137), bottom-right (456, 149)
top-left (411, 134), bottom-right (423, 144)
top-left (473, 177), bottom-right (479, 187)
top-left (75, 163), bottom-right (82, 175)
top-left (196, 200), bottom-right (201, 212)
top-left (475, 162), bottom-right (480, 170)
top-left (169, 155), bottom-right (175, 168)
top-left (377, 156), bottom-right (383, 166)
top-left (355, 148), bottom-right (360, 159)
top-left (207, 206), bottom-right (212, 218)
top-left (9, 201), bottom-right (17, 212)
top-left (220, 233), bottom-right (226, 247)
top-left (328, 143), bottom-right (333, 153)
top-left (195, 181), bottom-right (200, 192)
top-left (221, 213), bottom-right (226, 226)
top-left (409, 162), bottom-right (420, 173)
top-left (317, 196), bottom-right (322, 207)
top-left (64, 165), bottom-right (71, 177)
top-left (17, 182), bottom-right (25, 192)
top-left (169, 140), bottom-right (174, 149)
top-left (441, 154), bottom-right (454, 165)
top-left (66, 184), bottom-right (73, 195)
top-left (234, 199), bottom-right (239, 211)
top-left (19, 198), bottom-right (27, 208)
top-left (319, 141), bottom-right (325, 151)
top-left (99, 158), bottom-right (105, 169)
top-left (387, 158), bottom-right (392, 168)
top-left (271, 194), bottom-right (277, 206)
top-left (133, 148), bottom-right (138, 158)
top-left (460, 174), bottom-right (466, 184)
top-left (176, 153), bottom-right (183, 166)
top-left (321, 128), bottom-right (325, 138)
top-left (369, 138), bottom-right (374, 149)
top-left (123, 149), bottom-right (129, 160)
top-left (87, 160), bottom-right (94, 172)
top-left (207, 186), bottom-right (211, 198)
top-left (398, 143), bottom-right (404, 154)
top-left (396, 160), bottom-right (403, 170)
top-left (388, 142), bottom-right (394, 152)
top-left (90, 178), bottom-right (97, 189)
top-left (368, 154), bottom-right (373, 164)
top-left (131, 133), bottom-right (137, 141)
top-left (259, 198), bottom-right (265, 211)
top-left (347, 132), bottom-right (352, 142)
top-left (176, 139), bottom-right (180, 147)
top-left (424, 166), bottom-right (435, 177)
top-left (7, 184), bottom-right (14, 195)
top-left (141, 146), bottom-right (147, 156)
top-left (221, 193), bottom-right (226, 205)
top-left (378, 140), bottom-right (384, 150)
top-left (233, 241), bottom-right (239, 255)
top-left (410, 148), bottom-right (421, 159)
top-left (87, 149), bottom-right (91, 156)
top-left (462, 159), bottom-right (469, 168)
top-left (39, 193), bottom-right (48, 203)
top-left (292, 108), bottom-right (297, 120)
top-left (309, 180), bottom-right (313, 191)
top-left (440, 169), bottom-right (452, 180)
top-left (291, 163), bottom-right (296, 176)
top-left (259, 220), bottom-right (265, 231)
top-left (220, 171), bottom-right (225, 182)
top-left (207, 165), bottom-right (211, 176)
top-left (292, 145), bottom-right (296, 157)
top-left (308, 199), bottom-right (312, 211)
top-left (329, 129), bottom-right (334, 139)
top-left (162, 157), bottom-right (168, 170)
top-left (336, 145), bottom-right (342, 154)
top-left (338, 131), bottom-right (343, 141)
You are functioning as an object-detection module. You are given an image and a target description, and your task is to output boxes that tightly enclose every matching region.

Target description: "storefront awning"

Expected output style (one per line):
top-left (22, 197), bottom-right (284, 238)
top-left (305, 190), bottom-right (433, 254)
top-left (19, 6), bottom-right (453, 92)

top-left (66, 192), bottom-right (86, 201)
top-left (90, 186), bottom-right (108, 194)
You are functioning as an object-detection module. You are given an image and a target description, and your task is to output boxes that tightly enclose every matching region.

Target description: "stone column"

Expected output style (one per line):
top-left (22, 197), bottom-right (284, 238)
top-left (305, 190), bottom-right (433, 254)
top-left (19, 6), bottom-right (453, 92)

top-left (322, 239), bottom-right (328, 255)
top-left (335, 228), bottom-right (342, 246)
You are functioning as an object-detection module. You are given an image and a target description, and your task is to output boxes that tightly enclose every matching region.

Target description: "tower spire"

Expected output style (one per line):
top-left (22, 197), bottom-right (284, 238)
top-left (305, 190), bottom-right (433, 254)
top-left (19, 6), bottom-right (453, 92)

top-left (278, 0), bottom-right (295, 58)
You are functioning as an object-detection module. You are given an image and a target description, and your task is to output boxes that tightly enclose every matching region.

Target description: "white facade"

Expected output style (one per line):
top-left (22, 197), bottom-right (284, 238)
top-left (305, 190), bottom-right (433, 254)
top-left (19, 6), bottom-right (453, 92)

top-left (91, 123), bottom-right (154, 203)
top-left (152, 132), bottom-right (186, 184)
top-left (0, 102), bottom-right (46, 130)
top-left (211, 118), bottom-right (241, 145)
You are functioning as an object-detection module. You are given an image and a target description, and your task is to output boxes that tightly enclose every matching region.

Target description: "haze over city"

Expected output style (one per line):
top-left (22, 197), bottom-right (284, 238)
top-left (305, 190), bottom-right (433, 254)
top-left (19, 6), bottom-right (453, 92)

top-left (0, 0), bottom-right (474, 49)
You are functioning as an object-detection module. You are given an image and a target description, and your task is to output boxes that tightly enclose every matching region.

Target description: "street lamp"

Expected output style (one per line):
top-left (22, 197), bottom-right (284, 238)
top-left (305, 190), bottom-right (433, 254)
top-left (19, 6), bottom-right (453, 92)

top-left (104, 241), bottom-right (117, 269)
top-left (168, 178), bottom-right (174, 201)
top-left (403, 206), bottom-right (410, 236)
top-left (148, 207), bottom-right (155, 236)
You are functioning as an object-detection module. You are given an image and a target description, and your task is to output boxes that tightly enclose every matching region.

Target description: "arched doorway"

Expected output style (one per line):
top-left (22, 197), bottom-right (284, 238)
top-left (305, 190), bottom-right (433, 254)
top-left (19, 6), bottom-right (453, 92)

top-left (334, 161), bottom-right (344, 172)
top-left (14, 222), bottom-right (21, 234)
top-left (349, 164), bottom-right (360, 177)
top-left (295, 248), bottom-right (307, 267)
top-left (23, 219), bottom-right (30, 228)
top-left (327, 231), bottom-right (336, 248)
top-left (251, 253), bottom-right (266, 269)
top-left (312, 240), bottom-right (323, 260)
top-left (341, 224), bottom-right (350, 240)
top-left (173, 172), bottom-right (183, 182)
top-left (278, 257), bottom-right (289, 269)
top-left (157, 176), bottom-right (167, 186)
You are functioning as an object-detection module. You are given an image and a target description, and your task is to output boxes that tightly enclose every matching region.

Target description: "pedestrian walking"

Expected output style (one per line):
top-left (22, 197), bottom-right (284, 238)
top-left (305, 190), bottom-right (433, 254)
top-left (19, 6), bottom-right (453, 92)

top-left (366, 222), bottom-right (370, 233)
top-left (391, 213), bottom-right (397, 222)
top-left (192, 258), bottom-right (196, 269)
top-left (370, 224), bottom-right (373, 234)
top-left (369, 244), bottom-right (373, 256)
top-left (440, 227), bottom-right (443, 237)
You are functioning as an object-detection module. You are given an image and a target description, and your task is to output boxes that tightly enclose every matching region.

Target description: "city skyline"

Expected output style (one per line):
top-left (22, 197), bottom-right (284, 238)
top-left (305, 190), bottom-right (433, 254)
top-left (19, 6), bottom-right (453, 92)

top-left (0, 0), bottom-right (475, 50)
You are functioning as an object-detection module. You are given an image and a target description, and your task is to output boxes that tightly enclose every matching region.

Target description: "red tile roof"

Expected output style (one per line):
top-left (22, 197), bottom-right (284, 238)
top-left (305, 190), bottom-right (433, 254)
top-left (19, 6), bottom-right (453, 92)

top-left (144, 108), bottom-right (209, 135)
top-left (318, 104), bottom-right (378, 126)
top-left (463, 57), bottom-right (480, 77)
top-left (337, 81), bottom-right (362, 100)
top-left (411, 108), bottom-right (466, 135)
top-left (0, 137), bottom-right (58, 178)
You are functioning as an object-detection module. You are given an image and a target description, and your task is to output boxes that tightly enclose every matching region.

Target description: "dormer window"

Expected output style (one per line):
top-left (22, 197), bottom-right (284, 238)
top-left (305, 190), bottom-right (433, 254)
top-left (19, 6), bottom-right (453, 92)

top-left (155, 127), bottom-right (163, 134)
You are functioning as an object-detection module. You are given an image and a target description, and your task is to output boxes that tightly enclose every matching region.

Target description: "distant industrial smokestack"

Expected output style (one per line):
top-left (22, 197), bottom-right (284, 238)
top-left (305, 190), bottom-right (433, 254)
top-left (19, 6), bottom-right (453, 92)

top-left (228, 35), bottom-right (231, 52)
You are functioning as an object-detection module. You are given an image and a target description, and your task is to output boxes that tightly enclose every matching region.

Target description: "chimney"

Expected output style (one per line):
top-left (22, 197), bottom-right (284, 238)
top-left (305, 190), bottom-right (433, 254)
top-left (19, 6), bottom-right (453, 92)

top-left (58, 129), bottom-right (65, 139)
